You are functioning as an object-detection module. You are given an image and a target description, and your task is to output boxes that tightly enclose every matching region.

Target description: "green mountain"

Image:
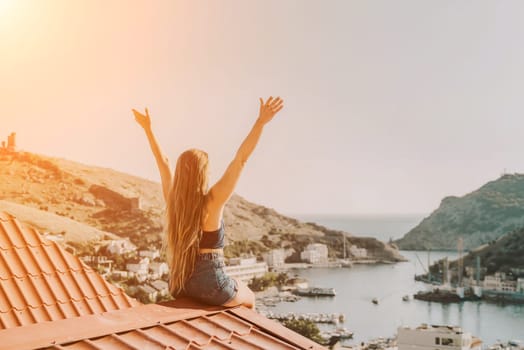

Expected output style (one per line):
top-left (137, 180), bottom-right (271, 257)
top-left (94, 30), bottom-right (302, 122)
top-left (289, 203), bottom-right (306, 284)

top-left (396, 174), bottom-right (524, 250)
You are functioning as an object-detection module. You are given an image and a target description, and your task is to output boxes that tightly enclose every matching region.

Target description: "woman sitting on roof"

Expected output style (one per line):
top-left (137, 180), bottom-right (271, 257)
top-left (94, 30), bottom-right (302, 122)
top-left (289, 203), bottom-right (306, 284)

top-left (133, 97), bottom-right (284, 309)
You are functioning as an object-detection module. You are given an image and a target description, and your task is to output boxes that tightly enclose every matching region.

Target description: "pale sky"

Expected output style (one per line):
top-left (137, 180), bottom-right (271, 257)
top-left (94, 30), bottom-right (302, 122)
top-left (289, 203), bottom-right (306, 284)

top-left (2, 0), bottom-right (524, 215)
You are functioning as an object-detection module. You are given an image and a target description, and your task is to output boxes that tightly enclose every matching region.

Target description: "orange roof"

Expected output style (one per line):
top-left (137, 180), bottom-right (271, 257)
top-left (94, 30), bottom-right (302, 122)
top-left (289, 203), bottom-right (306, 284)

top-left (0, 211), bottom-right (139, 329)
top-left (0, 211), bottom-right (325, 349)
top-left (0, 298), bottom-right (324, 350)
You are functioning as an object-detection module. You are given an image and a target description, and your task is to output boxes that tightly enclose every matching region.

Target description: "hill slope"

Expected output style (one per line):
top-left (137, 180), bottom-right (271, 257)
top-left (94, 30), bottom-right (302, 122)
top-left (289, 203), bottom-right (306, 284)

top-left (396, 174), bottom-right (524, 250)
top-left (460, 227), bottom-right (524, 274)
top-left (0, 199), bottom-right (119, 244)
top-left (0, 151), bottom-right (404, 261)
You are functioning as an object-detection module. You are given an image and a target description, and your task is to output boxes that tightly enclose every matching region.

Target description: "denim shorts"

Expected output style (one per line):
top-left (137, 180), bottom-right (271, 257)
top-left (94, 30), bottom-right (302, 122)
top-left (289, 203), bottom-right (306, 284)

top-left (182, 253), bottom-right (238, 305)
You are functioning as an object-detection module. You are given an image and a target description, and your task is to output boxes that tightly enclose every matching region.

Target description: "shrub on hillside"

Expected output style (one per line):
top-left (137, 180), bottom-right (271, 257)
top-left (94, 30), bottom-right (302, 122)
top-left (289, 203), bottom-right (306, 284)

top-left (281, 319), bottom-right (323, 344)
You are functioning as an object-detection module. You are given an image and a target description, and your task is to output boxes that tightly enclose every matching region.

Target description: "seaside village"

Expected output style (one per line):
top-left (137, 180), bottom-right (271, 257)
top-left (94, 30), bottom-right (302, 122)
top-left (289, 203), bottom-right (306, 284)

top-left (75, 240), bottom-right (348, 304)
top-left (1, 133), bottom-right (524, 350)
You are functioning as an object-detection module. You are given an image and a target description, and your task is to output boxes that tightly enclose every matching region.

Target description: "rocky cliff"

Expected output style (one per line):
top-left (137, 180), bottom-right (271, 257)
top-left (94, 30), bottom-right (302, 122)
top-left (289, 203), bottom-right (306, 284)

top-left (396, 174), bottom-right (524, 250)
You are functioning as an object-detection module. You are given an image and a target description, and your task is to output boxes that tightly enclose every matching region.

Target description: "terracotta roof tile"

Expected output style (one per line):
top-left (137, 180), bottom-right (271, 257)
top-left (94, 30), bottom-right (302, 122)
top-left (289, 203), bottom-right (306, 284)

top-left (0, 212), bottom-right (325, 349)
top-left (0, 211), bottom-right (140, 329)
top-left (0, 301), bottom-right (325, 350)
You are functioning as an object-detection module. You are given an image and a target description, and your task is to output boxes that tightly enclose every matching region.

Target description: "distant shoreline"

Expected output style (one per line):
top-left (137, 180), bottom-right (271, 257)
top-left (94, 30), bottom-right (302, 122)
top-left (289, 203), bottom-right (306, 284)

top-left (290, 213), bottom-right (426, 243)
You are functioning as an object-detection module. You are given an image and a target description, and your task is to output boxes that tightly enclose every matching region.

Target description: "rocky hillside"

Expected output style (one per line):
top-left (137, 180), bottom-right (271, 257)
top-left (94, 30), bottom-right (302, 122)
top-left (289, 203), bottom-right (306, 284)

top-left (396, 174), bottom-right (524, 250)
top-left (0, 199), bottom-right (119, 244)
top-left (0, 151), bottom-right (404, 262)
top-left (460, 227), bottom-right (524, 274)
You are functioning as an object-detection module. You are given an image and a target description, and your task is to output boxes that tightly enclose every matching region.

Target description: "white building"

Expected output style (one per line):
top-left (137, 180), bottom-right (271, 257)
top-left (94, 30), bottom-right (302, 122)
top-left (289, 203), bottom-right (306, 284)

top-left (149, 262), bottom-right (169, 277)
top-left (229, 257), bottom-right (257, 266)
top-left (300, 243), bottom-right (328, 264)
top-left (150, 280), bottom-right (170, 298)
top-left (397, 324), bottom-right (482, 350)
top-left (111, 270), bottom-right (129, 280)
top-left (264, 249), bottom-right (286, 268)
top-left (126, 257), bottom-right (150, 274)
top-left (483, 272), bottom-right (517, 292)
top-left (349, 245), bottom-right (367, 259)
top-left (225, 258), bottom-right (268, 283)
top-left (80, 255), bottom-right (113, 272)
top-left (137, 285), bottom-right (158, 303)
top-left (139, 249), bottom-right (160, 260)
top-left (518, 278), bottom-right (524, 293)
top-left (107, 239), bottom-right (136, 255)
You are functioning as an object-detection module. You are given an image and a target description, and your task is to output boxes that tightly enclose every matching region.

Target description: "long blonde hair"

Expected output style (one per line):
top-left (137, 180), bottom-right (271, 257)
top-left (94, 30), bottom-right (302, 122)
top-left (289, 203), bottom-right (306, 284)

top-left (164, 149), bottom-right (209, 295)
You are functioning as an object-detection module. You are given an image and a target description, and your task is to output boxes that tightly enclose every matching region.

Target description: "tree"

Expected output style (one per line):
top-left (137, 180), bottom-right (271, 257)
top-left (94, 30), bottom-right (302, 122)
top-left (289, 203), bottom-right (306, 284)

top-left (281, 319), bottom-right (323, 344)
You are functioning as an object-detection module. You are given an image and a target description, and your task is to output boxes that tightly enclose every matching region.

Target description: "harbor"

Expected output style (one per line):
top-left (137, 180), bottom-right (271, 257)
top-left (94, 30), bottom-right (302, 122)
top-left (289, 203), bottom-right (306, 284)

top-left (265, 251), bottom-right (524, 345)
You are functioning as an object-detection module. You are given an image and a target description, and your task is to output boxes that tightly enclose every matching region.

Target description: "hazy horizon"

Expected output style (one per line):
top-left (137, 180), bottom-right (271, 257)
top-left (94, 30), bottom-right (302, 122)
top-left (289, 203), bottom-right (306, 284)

top-left (3, 0), bottom-right (524, 215)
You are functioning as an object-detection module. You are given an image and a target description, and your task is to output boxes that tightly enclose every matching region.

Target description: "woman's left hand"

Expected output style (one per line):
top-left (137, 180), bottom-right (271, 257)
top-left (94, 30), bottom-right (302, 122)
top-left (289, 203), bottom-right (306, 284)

top-left (257, 96), bottom-right (284, 125)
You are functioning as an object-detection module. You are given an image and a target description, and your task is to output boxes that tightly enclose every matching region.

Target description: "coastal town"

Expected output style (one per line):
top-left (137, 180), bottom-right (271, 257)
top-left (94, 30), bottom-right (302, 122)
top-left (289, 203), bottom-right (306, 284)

top-left (414, 251), bottom-right (524, 304)
top-left (72, 233), bottom-right (524, 349)
top-left (74, 238), bottom-right (367, 304)
top-left (1, 134), bottom-right (523, 349)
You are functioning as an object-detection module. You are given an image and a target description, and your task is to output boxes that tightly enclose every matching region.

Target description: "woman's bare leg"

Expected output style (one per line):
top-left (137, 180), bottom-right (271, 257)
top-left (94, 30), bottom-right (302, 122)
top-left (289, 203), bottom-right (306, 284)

top-left (223, 278), bottom-right (255, 309)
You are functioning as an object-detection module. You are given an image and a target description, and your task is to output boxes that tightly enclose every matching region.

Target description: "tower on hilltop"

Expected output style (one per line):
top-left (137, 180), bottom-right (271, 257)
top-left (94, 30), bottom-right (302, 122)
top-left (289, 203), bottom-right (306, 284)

top-left (1, 132), bottom-right (17, 153)
top-left (7, 132), bottom-right (16, 152)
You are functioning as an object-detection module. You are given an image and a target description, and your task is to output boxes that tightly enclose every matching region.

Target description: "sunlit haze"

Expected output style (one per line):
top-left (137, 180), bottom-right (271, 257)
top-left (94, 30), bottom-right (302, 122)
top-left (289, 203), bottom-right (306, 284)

top-left (2, 0), bottom-right (524, 215)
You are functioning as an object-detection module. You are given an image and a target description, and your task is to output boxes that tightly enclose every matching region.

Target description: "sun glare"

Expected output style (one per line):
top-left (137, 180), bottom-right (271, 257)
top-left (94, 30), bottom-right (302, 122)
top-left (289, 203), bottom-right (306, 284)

top-left (0, 0), bottom-right (22, 30)
top-left (0, 0), bottom-right (14, 21)
top-left (0, 0), bottom-right (13, 12)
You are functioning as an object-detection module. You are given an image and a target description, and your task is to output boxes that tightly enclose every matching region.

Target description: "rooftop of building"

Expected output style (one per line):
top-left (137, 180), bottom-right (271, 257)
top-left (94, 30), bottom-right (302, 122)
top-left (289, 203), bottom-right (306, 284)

top-left (0, 211), bottom-right (324, 350)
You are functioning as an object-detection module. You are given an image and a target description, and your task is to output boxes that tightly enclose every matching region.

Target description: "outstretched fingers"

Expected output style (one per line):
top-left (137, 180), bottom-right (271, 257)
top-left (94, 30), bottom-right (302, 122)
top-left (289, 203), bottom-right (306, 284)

top-left (132, 108), bottom-right (151, 129)
top-left (258, 96), bottom-right (284, 123)
top-left (273, 104), bottom-right (284, 114)
top-left (270, 97), bottom-right (283, 110)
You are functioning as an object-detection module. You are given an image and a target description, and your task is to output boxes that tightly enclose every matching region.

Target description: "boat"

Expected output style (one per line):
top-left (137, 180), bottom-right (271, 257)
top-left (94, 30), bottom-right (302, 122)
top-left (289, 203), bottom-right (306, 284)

top-left (372, 297), bottom-right (379, 304)
top-left (489, 340), bottom-right (524, 350)
top-left (294, 287), bottom-right (336, 297)
top-left (402, 295), bottom-right (410, 301)
top-left (338, 259), bottom-right (353, 268)
top-left (414, 288), bottom-right (480, 303)
top-left (397, 324), bottom-right (482, 350)
top-left (338, 233), bottom-right (353, 268)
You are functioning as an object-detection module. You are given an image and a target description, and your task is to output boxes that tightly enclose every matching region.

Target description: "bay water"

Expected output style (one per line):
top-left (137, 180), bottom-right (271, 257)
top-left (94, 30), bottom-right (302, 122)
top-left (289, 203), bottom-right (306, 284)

top-left (274, 214), bottom-right (524, 345)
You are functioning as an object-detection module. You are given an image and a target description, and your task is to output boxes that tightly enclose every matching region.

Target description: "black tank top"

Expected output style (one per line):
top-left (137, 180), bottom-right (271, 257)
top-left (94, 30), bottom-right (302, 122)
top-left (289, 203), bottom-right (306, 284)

top-left (199, 221), bottom-right (225, 249)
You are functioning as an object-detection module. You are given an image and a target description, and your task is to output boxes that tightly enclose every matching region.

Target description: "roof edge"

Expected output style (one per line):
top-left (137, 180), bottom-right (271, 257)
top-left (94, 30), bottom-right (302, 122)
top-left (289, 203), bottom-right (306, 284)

top-left (230, 307), bottom-right (326, 350)
top-left (0, 303), bottom-right (225, 350)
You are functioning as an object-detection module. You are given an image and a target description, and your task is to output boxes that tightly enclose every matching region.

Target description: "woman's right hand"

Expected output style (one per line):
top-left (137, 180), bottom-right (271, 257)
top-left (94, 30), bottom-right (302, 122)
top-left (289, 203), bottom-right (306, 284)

top-left (132, 108), bottom-right (151, 130)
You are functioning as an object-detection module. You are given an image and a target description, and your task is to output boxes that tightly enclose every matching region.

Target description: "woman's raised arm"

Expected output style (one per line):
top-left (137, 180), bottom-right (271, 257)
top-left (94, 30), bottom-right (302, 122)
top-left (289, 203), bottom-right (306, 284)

top-left (133, 108), bottom-right (172, 203)
top-left (206, 97), bottom-right (284, 225)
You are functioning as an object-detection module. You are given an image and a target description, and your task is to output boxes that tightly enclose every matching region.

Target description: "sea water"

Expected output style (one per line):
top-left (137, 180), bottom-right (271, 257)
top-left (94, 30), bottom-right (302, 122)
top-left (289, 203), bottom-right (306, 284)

top-left (275, 214), bottom-right (524, 345)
